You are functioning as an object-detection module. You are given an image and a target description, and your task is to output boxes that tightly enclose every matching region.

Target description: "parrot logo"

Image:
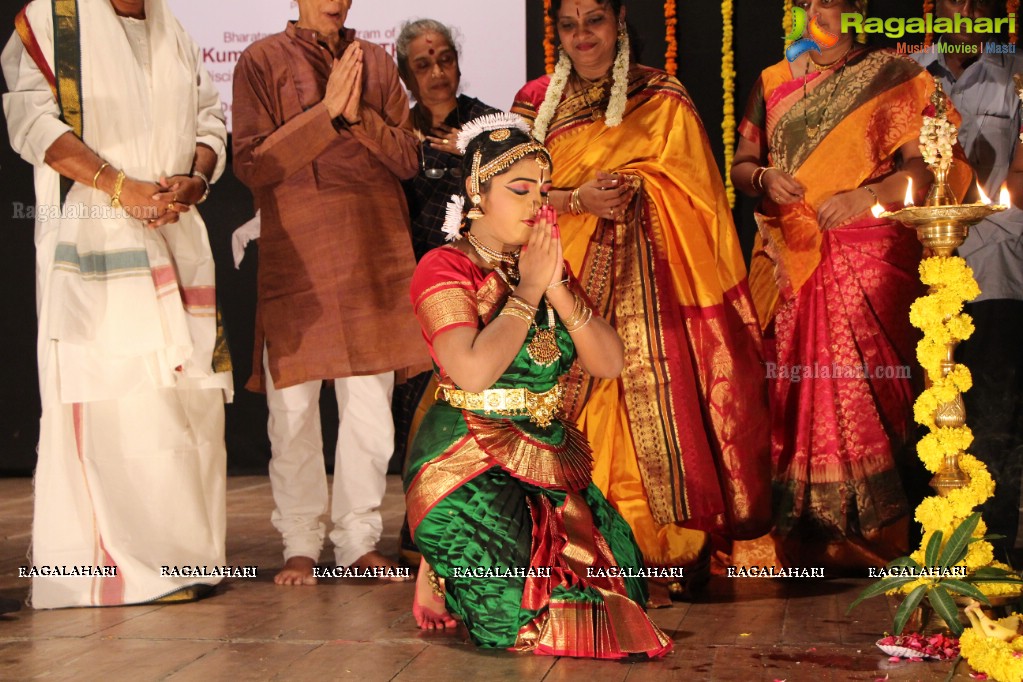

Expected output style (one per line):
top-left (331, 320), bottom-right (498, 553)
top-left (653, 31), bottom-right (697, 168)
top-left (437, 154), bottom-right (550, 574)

top-left (785, 6), bottom-right (841, 62)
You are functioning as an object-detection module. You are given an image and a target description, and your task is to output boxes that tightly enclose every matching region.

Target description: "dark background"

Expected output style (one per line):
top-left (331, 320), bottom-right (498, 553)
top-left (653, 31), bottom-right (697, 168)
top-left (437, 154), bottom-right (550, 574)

top-left (0, 0), bottom-right (923, 475)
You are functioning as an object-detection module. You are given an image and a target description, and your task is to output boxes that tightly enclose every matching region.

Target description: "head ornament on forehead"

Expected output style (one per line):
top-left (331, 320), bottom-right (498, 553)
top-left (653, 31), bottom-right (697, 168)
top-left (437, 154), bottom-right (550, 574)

top-left (455, 112), bottom-right (532, 153)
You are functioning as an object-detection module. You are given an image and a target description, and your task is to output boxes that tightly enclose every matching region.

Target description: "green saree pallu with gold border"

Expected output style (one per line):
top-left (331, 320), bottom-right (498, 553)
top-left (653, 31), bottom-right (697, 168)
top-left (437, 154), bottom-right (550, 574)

top-left (406, 245), bottom-right (671, 658)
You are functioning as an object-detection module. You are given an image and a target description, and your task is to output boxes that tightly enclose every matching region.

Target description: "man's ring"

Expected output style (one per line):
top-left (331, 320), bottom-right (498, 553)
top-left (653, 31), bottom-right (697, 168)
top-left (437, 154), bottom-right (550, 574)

top-left (167, 202), bottom-right (176, 212)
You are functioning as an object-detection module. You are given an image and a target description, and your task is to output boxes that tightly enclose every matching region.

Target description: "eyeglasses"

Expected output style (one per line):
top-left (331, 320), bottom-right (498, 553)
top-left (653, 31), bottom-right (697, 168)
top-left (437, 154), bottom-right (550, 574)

top-left (422, 166), bottom-right (463, 180)
top-left (420, 139), bottom-right (463, 179)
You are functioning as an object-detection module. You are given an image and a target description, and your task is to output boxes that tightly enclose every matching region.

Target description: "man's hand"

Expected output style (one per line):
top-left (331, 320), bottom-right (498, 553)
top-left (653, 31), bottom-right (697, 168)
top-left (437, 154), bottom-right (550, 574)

top-left (324, 41), bottom-right (364, 122)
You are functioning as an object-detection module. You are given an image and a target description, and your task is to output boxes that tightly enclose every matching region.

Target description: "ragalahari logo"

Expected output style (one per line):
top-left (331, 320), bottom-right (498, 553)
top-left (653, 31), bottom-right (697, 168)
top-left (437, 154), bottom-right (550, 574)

top-left (785, 7), bottom-right (841, 62)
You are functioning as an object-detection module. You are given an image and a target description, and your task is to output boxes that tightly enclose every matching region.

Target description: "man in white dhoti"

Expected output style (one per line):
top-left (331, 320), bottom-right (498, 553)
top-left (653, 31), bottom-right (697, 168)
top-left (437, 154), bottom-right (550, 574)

top-left (2, 0), bottom-right (232, 608)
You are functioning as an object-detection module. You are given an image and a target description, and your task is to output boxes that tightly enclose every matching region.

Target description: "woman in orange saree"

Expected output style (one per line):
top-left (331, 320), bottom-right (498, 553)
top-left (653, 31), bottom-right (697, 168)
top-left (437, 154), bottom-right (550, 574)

top-left (730, 0), bottom-right (961, 571)
top-left (512, 0), bottom-right (771, 599)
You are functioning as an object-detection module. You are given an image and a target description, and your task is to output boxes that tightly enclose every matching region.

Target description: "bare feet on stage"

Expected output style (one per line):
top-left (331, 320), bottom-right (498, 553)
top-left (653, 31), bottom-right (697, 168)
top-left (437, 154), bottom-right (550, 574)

top-left (274, 556), bottom-right (317, 586)
top-left (413, 557), bottom-right (457, 631)
top-left (351, 549), bottom-right (413, 583)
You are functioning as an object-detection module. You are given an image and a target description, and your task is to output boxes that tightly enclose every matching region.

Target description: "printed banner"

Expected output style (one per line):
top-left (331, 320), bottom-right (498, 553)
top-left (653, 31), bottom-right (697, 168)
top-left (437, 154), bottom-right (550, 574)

top-left (166, 0), bottom-right (527, 131)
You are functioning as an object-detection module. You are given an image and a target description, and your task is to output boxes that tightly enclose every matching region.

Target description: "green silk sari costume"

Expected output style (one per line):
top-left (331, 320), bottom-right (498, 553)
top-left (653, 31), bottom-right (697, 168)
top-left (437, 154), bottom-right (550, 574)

top-left (406, 245), bottom-right (671, 658)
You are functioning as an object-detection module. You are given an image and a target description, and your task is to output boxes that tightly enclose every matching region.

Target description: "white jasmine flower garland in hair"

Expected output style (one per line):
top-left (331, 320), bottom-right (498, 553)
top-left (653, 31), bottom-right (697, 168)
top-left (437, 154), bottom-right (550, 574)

top-left (455, 112), bottom-right (531, 153)
top-left (605, 26), bottom-right (630, 126)
top-left (532, 29), bottom-right (630, 142)
top-left (441, 194), bottom-right (466, 242)
top-left (533, 50), bottom-right (572, 142)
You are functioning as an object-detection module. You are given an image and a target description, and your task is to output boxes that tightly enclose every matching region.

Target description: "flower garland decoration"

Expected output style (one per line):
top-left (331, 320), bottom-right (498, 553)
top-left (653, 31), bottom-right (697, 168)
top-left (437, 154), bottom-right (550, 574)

top-left (531, 26), bottom-right (630, 142)
top-left (960, 629), bottom-right (1023, 682)
top-left (1010, 0), bottom-right (1020, 46)
top-left (532, 50), bottom-right (571, 143)
top-left (664, 0), bottom-right (677, 77)
top-left (782, 0), bottom-right (794, 57)
top-left (895, 254), bottom-right (1021, 601)
top-left (543, 0), bottom-right (556, 75)
top-left (722, 0), bottom-right (736, 207)
top-left (923, 0), bottom-right (935, 49)
top-left (605, 26), bottom-right (630, 126)
top-left (920, 97), bottom-right (957, 173)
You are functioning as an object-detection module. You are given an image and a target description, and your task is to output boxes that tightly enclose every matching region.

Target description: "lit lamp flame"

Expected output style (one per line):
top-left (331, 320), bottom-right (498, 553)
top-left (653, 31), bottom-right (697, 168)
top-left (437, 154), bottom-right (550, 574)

top-left (904, 178), bottom-right (915, 207)
top-left (999, 183), bottom-right (1011, 207)
top-left (977, 182), bottom-right (992, 205)
top-left (870, 203), bottom-right (885, 219)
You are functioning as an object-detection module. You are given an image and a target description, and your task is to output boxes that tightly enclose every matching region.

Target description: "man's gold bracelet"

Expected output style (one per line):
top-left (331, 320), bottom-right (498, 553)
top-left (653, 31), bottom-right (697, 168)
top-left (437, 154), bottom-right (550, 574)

top-left (110, 170), bottom-right (126, 209)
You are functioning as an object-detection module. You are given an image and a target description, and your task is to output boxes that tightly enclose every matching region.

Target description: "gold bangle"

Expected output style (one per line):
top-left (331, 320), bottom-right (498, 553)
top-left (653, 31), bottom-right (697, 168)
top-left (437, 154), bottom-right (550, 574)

top-left (507, 294), bottom-right (539, 316)
top-left (498, 307), bottom-right (533, 325)
top-left (92, 162), bottom-right (110, 189)
top-left (569, 187), bottom-right (584, 215)
top-left (752, 166), bottom-right (775, 193)
top-left (546, 278), bottom-right (570, 292)
top-left (863, 185), bottom-right (879, 204)
top-left (565, 307), bottom-right (593, 332)
top-left (110, 170), bottom-right (126, 209)
top-left (563, 294), bottom-right (591, 329)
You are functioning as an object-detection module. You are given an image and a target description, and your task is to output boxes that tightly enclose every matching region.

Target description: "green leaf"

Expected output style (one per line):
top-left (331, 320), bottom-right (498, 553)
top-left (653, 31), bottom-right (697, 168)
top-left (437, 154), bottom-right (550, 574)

top-left (893, 584), bottom-right (928, 635)
top-left (925, 530), bottom-right (944, 569)
top-left (938, 512), bottom-right (982, 569)
top-left (969, 566), bottom-right (1017, 579)
top-left (928, 586), bottom-right (964, 636)
top-left (846, 577), bottom-right (922, 613)
top-left (940, 579), bottom-right (991, 605)
top-left (888, 556), bottom-right (921, 570)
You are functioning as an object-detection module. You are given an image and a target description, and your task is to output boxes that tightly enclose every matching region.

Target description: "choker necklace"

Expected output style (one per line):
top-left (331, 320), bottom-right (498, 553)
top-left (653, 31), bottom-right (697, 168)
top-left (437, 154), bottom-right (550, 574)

top-left (809, 44), bottom-right (853, 72)
top-left (467, 232), bottom-right (518, 265)
top-left (467, 232), bottom-right (519, 285)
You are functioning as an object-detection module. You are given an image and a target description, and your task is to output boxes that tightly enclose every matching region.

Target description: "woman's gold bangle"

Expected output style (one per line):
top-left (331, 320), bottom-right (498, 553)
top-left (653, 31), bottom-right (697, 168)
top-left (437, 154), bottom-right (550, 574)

top-left (565, 307), bottom-right (593, 332)
top-left (92, 162), bottom-right (110, 189)
top-left (569, 187), bottom-right (584, 215)
top-left (110, 170), bottom-right (126, 209)
top-left (498, 307), bottom-right (533, 325)
top-left (507, 294), bottom-right (539, 316)
top-left (752, 166), bottom-right (775, 193)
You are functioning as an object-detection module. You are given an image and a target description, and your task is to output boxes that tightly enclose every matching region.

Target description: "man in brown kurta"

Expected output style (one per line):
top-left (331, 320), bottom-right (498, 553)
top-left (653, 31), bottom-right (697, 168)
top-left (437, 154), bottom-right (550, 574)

top-left (232, 0), bottom-right (427, 584)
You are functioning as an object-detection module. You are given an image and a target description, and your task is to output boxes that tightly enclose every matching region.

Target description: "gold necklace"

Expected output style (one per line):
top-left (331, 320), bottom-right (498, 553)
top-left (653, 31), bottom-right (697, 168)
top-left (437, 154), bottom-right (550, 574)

top-left (467, 232), bottom-right (518, 265)
top-left (467, 232), bottom-right (519, 285)
top-left (808, 44), bottom-right (853, 72)
top-left (802, 49), bottom-right (852, 141)
top-left (573, 72), bottom-right (609, 122)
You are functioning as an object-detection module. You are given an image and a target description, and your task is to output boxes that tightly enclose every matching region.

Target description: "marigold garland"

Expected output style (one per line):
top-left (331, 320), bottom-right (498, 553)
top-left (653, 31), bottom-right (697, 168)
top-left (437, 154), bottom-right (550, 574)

top-left (899, 255), bottom-right (1022, 607)
top-left (923, 0), bottom-right (935, 49)
top-left (543, 0), bottom-right (555, 75)
top-left (1010, 0), bottom-right (1020, 46)
top-left (664, 1), bottom-right (677, 77)
top-left (722, 0), bottom-right (736, 207)
top-left (782, 0), bottom-right (793, 57)
top-left (960, 629), bottom-right (1023, 682)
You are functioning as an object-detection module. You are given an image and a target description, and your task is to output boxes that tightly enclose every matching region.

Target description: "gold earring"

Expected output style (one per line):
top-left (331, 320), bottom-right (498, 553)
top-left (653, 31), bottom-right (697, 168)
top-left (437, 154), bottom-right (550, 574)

top-left (467, 194), bottom-right (485, 220)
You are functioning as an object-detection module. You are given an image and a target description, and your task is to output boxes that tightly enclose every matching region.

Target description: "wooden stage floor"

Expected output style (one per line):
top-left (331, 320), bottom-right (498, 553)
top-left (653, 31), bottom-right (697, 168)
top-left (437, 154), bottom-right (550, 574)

top-left (0, 476), bottom-right (980, 681)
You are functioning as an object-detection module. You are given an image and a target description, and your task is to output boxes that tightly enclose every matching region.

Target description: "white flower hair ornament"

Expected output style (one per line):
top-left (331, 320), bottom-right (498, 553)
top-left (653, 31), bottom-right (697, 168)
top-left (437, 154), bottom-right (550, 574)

top-left (441, 194), bottom-right (466, 242)
top-left (455, 112), bottom-right (532, 153)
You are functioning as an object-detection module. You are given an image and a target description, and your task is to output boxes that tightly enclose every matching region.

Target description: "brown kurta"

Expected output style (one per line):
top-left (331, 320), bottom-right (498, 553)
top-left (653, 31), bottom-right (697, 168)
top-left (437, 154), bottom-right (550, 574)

top-left (233, 23), bottom-right (428, 390)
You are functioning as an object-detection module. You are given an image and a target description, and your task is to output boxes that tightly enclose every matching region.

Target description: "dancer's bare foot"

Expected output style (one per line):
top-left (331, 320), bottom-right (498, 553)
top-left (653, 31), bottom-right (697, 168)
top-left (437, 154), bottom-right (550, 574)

top-left (413, 558), bottom-right (457, 631)
top-left (351, 550), bottom-right (413, 583)
top-left (275, 556), bottom-right (317, 586)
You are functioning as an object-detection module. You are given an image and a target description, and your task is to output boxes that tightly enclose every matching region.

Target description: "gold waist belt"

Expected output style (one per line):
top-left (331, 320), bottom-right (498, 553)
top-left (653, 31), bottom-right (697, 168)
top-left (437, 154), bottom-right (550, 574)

top-left (441, 384), bottom-right (563, 428)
